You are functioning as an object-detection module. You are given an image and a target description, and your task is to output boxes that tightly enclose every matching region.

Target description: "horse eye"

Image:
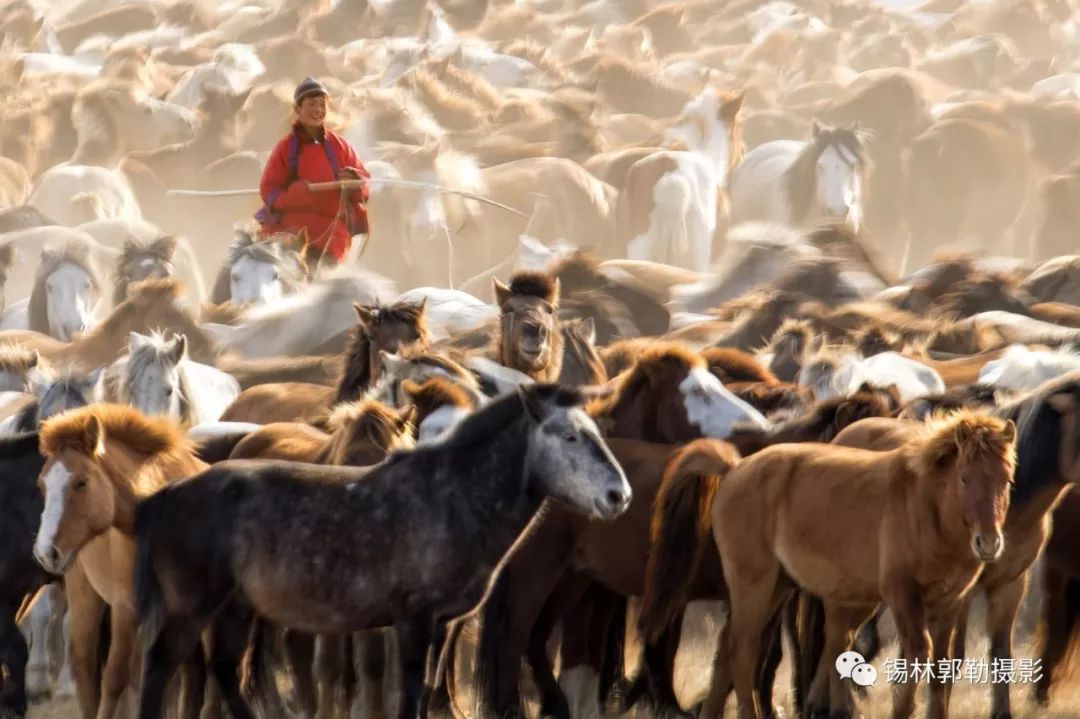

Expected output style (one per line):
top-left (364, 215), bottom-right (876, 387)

top-left (563, 431), bottom-right (578, 442)
top-left (74, 479), bottom-right (87, 490)
top-left (231, 274), bottom-right (240, 282)
top-left (272, 271), bottom-right (280, 281)
top-left (164, 387), bottom-right (173, 397)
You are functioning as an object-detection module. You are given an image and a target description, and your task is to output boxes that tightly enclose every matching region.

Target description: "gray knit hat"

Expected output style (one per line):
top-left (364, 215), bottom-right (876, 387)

top-left (294, 77), bottom-right (329, 105)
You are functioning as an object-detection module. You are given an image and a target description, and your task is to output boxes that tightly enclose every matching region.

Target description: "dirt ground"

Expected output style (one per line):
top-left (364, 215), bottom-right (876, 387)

top-left (27, 580), bottom-right (1080, 718)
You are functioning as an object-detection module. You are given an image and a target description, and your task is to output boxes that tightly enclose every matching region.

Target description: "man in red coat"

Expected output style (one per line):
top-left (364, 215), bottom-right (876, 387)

top-left (257, 77), bottom-right (371, 265)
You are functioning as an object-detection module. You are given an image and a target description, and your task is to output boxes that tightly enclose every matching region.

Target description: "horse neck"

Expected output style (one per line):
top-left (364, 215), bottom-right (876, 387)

top-left (98, 440), bottom-right (202, 534)
top-left (600, 378), bottom-right (666, 442)
top-left (72, 135), bottom-right (124, 168)
top-left (896, 452), bottom-right (978, 557)
top-left (783, 141), bottom-right (822, 223)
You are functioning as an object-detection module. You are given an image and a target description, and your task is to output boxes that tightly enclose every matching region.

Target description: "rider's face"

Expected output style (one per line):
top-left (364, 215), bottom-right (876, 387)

top-left (297, 94), bottom-right (328, 130)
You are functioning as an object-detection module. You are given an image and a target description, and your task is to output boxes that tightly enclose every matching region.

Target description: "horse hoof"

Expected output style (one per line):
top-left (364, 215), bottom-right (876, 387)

top-left (24, 668), bottom-right (50, 701)
top-left (53, 677), bottom-right (76, 700)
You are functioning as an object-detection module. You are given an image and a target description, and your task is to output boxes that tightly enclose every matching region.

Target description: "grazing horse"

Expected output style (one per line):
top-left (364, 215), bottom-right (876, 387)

top-left (653, 411), bottom-right (1015, 719)
top-left (831, 374), bottom-right (1080, 719)
top-left (492, 272), bottom-right (564, 383)
top-left (99, 331), bottom-right (240, 425)
top-left (728, 122), bottom-right (870, 232)
top-left (209, 230), bottom-right (309, 307)
top-left (134, 384), bottom-right (632, 719)
top-left (0, 278), bottom-right (216, 372)
top-left (219, 298), bottom-right (430, 423)
top-left (111, 235), bottom-right (178, 306)
top-left (33, 405), bottom-right (206, 719)
top-left (0, 243), bottom-right (102, 342)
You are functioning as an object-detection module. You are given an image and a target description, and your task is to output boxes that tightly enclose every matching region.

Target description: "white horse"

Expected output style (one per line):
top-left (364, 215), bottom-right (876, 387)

top-left (728, 122), bottom-right (869, 231)
top-left (0, 243), bottom-right (103, 341)
top-left (807, 351), bottom-right (945, 403)
top-left (98, 331), bottom-right (240, 424)
top-left (620, 89), bottom-right (744, 271)
top-left (166, 43), bottom-right (265, 109)
top-left (978, 344), bottom-right (1080, 391)
top-left (210, 230), bottom-right (308, 307)
top-left (395, 287), bottom-right (498, 341)
top-left (28, 165), bottom-right (142, 226)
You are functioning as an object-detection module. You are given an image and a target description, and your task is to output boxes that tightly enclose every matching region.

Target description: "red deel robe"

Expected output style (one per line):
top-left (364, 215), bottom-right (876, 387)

top-left (258, 125), bottom-right (371, 261)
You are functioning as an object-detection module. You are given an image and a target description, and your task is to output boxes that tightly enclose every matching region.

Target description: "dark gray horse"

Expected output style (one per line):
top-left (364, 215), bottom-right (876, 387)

top-left (134, 383), bottom-right (632, 719)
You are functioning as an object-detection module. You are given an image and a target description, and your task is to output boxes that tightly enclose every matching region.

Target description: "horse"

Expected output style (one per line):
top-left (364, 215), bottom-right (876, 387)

top-left (209, 230), bottom-right (309, 307)
top-left (1036, 487), bottom-right (1080, 707)
top-left (219, 298), bottom-right (429, 424)
top-left (402, 376), bottom-right (481, 443)
top-left (558, 317), bottom-right (607, 387)
top-left (0, 370), bottom-right (98, 435)
top-left (490, 272), bottom-right (564, 383)
top-left (111, 235), bottom-right (178, 306)
top-left (0, 346), bottom-right (46, 393)
top-left (99, 331), bottom-right (240, 425)
top-left (33, 404), bottom-right (207, 719)
top-left (0, 278), bottom-right (216, 372)
top-left (828, 373), bottom-right (1080, 719)
top-left (728, 122), bottom-right (870, 232)
top-left (0, 242), bottom-right (102, 342)
top-left (649, 411), bottom-right (1016, 719)
top-left (0, 432), bottom-right (49, 717)
top-left (133, 384), bottom-right (632, 719)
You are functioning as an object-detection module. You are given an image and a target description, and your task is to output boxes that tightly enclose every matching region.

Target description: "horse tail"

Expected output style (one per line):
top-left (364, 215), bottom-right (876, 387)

top-left (475, 568), bottom-right (513, 716)
top-left (650, 172), bottom-right (692, 268)
top-left (639, 439), bottom-right (738, 645)
top-left (134, 491), bottom-right (167, 652)
top-left (244, 619), bottom-right (291, 716)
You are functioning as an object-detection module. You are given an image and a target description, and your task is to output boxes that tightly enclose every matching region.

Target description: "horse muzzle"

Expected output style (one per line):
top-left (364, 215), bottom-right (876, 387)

top-left (972, 531), bottom-right (1004, 562)
top-left (34, 544), bottom-right (75, 575)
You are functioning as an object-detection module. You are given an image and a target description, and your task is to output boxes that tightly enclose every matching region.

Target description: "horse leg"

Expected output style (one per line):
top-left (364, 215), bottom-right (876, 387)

top-left (925, 600), bottom-right (964, 719)
top-left (557, 582), bottom-right (613, 719)
top-left (883, 581), bottom-right (930, 719)
top-left (0, 604), bottom-right (30, 716)
top-left (95, 605), bottom-right (137, 719)
top-left (19, 585), bottom-right (51, 702)
top-left (823, 603), bottom-right (877, 719)
top-left (730, 574), bottom-right (788, 719)
top-left (355, 631), bottom-right (388, 719)
top-left (54, 607), bottom-right (77, 699)
top-left (284, 631), bottom-right (318, 718)
top-left (852, 606), bottom-right (883, 662)
top-left (699, 611), bottom-right (732, 719)
top-left (396, 619), bottom-right (433, 719)
top-left (428, 621), bottom-right (461, 717)
top-left (140, 617), bottom-right (207, 719)
top-left (1035, 567), bottom-right (1076, 706)
top-left (176, 644), bottom-right (207, 719)
top-left (528, 572), bottom-right (590, 719)
top-left (984, 576), bottom-right (1028, 719)
top-left (314, 634), bottom-right (346, 719)
top-left (65, 564), bottom-right (105, 719)
top-left (204, 604), bottom-right (256, 719)
top-left (755, 606), bottom-right (784, 719)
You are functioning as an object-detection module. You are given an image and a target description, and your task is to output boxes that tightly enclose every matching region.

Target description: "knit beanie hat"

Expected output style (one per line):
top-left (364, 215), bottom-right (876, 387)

top-left (294, 77), bottom-right (329, 105)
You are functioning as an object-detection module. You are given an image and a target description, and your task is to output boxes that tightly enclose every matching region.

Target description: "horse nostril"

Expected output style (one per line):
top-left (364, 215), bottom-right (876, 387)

top-left (605, 489), bottom-right (623, 508)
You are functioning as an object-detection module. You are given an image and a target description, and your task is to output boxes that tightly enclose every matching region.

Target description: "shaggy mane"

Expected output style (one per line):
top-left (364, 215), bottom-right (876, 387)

top-left (327, 398), bottom-right (408, 435)
top-left (702, 347), bottom-right (777, 384)
top-left (592, 342), bottom-right (703, 416)
top-left (0, 344), bottom-right (42, 373)
top-left (907, 410), bottom-right (1017, 477)
top-left (403, 376), bottom-right (477, 413)
top-left (40, 403), bottom-right (193, 466)
top-left (507, 270), bottom-right (559, 303)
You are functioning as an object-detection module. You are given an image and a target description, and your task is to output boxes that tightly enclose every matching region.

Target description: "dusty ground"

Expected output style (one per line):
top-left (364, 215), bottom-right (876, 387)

top-left (27, 580), bottom-right (1080, 718)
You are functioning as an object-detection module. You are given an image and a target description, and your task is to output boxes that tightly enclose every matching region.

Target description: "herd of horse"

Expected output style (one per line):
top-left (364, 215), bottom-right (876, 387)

top-left (6, 0), bottom-right (1080, 718)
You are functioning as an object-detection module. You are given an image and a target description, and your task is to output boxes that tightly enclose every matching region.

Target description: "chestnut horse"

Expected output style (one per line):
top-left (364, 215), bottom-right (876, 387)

top-left (490, 272), bottom-right (564, 383)
top-left (648, 411), bottom-right (1016, 719)
top-left (32, 405), bottom-right (206, 719)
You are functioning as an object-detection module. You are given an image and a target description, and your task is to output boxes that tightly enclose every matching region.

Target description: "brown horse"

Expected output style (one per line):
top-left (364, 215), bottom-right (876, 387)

top-left (832, 374), bottom-right (1080, 719)
top-left (0, 278), bottom-right (215, 372)
top-left (490, 271), bottom-right (563, 383)
top-left (32, 404), bottom-right (206, 719)
top-left (220, 298), bottom-right (429, 423)
top-left (402, 376), bottom-right (480, 443)
top-left (649, 411), bottom-right (1016, 719)
top-left (111, 235), bottom-right (178, 306)
top-left (1036, 488), bottom-right (1080, 707)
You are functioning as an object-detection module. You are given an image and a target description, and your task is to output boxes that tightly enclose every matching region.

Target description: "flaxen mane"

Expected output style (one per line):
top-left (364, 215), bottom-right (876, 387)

top-left (40, 403), bottom-right (194, 472)
top-left (28, 242), bottom-right (102, 335)
top-left (784, 123), bottom-right (870, 223)
top-left (0, 345), bottom-right (44, 377)
top-left (113, 235), bottom-right (178, 305)
top-left (906, 410), bottom-right (1017, 478)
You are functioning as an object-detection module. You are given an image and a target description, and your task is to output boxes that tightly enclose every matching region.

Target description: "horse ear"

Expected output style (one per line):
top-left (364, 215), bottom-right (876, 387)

top-left (578, 317), bottom-right (596, 345)
top-left (151, 235), bottom-right (179, 258)
top-left (493, 279), bottom-right (512, 308)
top-left (811, 120), bottom-right (822, 138)
top-left (397, 404), bottom-right (417, 430)
top-left (400, 378), bottom-right (422, 400)
top-left (517, 384), bottom-right (545, 423)
top-left (550, 277), bottom-right (561, 308)
top-left (168, 334), bottom-right (188, 363)
top-left (84, 414), bottom-right (106, 458)
top-left (834, 401), bottom-right (856, 429)
top-left (27, 351), bottom-right (39, 370)
top-left (720, 91), bottom-right (744, 118)
top-left (1046, 392), bottom-right (1075, 418)
top-left (354, 302), bottom-right (375, 328)
top-left (1001, 419), bottom-right (1017, 445)
top-left (128, 332), bottom-right (150, 353)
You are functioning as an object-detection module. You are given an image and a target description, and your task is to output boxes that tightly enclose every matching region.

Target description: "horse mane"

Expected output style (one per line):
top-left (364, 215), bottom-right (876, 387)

top-left (592, 342), bottom-right (703, 417)
top-left (784, 123), bottom-right (870, 223)
top-left (439, 61), bottom-right (503, 112)
top-left (506, 270), bottom-right (560, 304)
top-left (702, 347), bottom-right (777, 384)
top-left (322, 398), bottom-right (416, 462)
top-left (852, 324), bottom-right (902, 357)
top-left (907, 409), bottom-right (1017, 478)
top-left (28, 241), bottom-right (102, 335)
top-left (768, 318), bottom-right (815, 353)
top-left (120, 330), bottom-right (194, 423)
top-left (547, 252), bottom-right (605, 293)
top-left (113, 235), bottom-right (178, 305)
top-left (86, 277), bottom-right (182, 342)
top-left (40, 403), bottom-right (195, 486)
top-left (403, 376), bottom-right (477, 419)
top-left (997, 371), bottom-right (1080, 505)
top-left (14, 372), bottom-right (95, 433)
top-left (408, 66), bottom-right (489, 129)
top-left (0, 344), bottom-right (43, 375)
top-left (804, 220), bottom-right (894, 286)
top-left (336, 299), bottom-right (431, 403)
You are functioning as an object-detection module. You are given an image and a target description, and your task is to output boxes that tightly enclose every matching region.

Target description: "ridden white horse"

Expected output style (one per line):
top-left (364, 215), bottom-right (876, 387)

top-left (978, 344), bottom-right (1080, 391)
top-left (619, 89), bottom-right (745, 271)
top-left (209, 230), bottom-right (308, 307)
top-left (98, 331), bottom-right (240, 424)
top-left (728, 121), bottom-right (869, 231)
top-left (0, 243), bottom-right (103, 341)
